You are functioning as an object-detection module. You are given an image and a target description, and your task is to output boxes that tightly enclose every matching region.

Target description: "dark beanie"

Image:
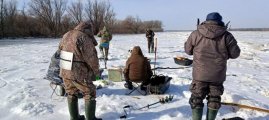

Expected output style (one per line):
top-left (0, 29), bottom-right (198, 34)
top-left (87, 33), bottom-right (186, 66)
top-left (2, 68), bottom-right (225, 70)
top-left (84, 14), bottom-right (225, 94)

top-left (206, 12), bottom-right (224, 26)
top-left (206, 12), bottom-right (222, 21)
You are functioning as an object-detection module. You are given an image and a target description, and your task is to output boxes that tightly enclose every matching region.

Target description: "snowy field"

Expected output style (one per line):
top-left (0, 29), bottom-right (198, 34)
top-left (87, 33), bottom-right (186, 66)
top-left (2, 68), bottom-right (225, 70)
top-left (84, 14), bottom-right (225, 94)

top-left (0, 31), bottom-right (269, 120)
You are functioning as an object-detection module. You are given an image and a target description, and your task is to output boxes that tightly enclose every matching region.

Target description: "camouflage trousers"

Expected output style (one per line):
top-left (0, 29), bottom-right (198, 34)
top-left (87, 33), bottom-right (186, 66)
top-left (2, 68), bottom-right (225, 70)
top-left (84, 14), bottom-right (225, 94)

top-left (189, 80), bottom-right (224, 109)
top-left (63, 78), bottom-right (96, 100)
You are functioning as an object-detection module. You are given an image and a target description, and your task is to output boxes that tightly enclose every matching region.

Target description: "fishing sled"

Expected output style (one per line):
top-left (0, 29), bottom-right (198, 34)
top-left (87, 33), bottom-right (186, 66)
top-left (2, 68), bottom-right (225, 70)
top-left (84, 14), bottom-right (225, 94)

top-left (147, 75), bottom-right (172, 94)
top-left (174, 56), bottom-right (193, 66)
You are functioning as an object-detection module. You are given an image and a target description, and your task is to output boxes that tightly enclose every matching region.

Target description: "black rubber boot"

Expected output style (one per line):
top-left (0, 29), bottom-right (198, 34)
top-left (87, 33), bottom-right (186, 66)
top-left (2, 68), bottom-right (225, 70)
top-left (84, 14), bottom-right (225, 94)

top-left (85, 99), bottom-right (102, 120)
top-left (206, 108), bottom-right (218, 120)
top-left (67, 96), bottom-right (85, 120)
top-left (124, 81), bottom-right (133, 90)
top-left (192, 107), bottom-right (203, 120)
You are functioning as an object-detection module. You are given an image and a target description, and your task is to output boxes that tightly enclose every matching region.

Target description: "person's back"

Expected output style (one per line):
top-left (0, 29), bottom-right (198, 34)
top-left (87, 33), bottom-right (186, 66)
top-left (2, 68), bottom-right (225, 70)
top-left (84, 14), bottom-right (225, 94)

top-left (124, 46), bottom-right (152, 89)
top-left (60, 25), bottom-right (98, 81)
top-left (127, 47), bottom-right (151, 81)
top-left (185, 12), bottom-right (240, 120)
top-left (59, 21), bottom-right (101, 120)
top-left (185, 15), bottom-right (240, 84)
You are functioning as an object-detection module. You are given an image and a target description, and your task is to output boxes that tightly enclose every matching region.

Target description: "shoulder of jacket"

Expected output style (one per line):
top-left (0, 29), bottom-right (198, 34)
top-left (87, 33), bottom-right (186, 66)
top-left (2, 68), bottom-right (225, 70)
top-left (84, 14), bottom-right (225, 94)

top-left (77, 33), bottom-right (90, 45)
top-left (190, 30), bottom-right (200, 36)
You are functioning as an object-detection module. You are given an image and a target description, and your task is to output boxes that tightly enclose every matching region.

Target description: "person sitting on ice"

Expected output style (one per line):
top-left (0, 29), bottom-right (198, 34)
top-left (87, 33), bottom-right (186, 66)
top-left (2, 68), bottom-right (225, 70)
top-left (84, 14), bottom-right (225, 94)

top-left (123, 46), bottom-right (153, 90)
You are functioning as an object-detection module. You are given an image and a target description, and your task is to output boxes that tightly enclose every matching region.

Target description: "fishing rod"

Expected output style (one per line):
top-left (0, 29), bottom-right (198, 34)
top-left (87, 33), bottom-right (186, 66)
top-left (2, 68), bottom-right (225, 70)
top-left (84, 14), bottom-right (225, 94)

top-left (152, 66), bottom-right (191, 70)
top-left (153, 38), bottom-right (158, 75)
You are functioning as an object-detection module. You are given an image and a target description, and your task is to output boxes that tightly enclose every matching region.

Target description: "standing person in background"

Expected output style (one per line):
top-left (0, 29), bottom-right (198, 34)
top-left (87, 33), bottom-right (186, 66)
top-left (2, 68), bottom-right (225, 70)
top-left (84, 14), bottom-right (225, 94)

top-left (97, 26), bottom-right (112, 60)
top-left (185, 12), bottom-right (240, 120)
top-left (59, 21), bottom-right (102, 120)
top-left (146, 28), bottom-right (155, 53)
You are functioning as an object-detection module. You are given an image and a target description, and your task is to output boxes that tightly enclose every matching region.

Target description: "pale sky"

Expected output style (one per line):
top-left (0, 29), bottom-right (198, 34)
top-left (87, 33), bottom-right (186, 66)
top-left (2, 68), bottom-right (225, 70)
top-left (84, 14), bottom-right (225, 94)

top-left (17, 0), bottom-right (269, 30)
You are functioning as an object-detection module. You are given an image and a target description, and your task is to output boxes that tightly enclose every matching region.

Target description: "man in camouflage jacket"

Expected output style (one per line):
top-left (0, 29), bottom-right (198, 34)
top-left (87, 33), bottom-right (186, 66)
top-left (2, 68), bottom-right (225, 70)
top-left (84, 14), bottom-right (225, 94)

top-left (185, 12), bottom-right (240, 120)
top-left (59, 21), bottom-right (101, 120)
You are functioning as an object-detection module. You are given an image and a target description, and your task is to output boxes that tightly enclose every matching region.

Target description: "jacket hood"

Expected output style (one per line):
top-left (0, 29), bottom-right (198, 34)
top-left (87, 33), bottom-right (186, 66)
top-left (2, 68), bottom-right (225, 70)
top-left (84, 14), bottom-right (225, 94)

top-left (74, 22), bottom-right (92, 32)
top-left (74, 21), bottom-right (98, 46)
top-left (131, 46), bottom-right (144, 57)
top-left (198, 21), bottom-right (226, 39)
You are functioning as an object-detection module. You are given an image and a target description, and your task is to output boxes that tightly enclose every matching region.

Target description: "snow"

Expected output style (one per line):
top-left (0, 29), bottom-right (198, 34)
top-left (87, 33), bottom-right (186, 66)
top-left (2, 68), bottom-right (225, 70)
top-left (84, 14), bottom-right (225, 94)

top-left (0, 31), bottom-right (269, 120)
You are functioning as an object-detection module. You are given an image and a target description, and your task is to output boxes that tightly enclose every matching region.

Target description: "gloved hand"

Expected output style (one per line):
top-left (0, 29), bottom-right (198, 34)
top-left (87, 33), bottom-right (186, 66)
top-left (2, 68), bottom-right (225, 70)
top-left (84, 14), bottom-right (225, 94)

top-left (95, 75), bottom-right (101, 80)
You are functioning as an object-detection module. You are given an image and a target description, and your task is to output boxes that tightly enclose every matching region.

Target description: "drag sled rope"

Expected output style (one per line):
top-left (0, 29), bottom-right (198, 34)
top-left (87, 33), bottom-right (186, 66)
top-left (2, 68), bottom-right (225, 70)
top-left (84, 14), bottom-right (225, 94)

top-left (221, 102), bottom-right (269, 113)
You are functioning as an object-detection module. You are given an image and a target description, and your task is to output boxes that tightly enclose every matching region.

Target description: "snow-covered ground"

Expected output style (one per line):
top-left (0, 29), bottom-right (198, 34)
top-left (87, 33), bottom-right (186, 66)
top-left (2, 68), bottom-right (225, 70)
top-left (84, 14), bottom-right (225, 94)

top-left (0, 31), bottom-right (269, 120)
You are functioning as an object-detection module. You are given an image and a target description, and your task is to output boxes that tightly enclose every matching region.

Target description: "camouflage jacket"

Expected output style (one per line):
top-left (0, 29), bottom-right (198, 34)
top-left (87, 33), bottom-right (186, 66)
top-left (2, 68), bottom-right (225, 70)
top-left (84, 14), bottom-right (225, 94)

top-left (97, 28), bottom-right (112, 43)
top-left (59, 22), bottom-right (99, 82)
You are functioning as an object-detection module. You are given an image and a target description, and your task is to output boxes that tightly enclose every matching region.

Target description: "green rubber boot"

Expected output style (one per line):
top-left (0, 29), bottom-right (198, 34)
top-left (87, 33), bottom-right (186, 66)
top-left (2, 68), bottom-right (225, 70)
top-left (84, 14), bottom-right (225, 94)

top-left (85, 99), bottom-right (102, 120)
top-left (67, 96), bottom-right (85, 120)
top-left (206, 108), bottom-right (218, 120)
top-left (192, 108), bottom-right (203, 120)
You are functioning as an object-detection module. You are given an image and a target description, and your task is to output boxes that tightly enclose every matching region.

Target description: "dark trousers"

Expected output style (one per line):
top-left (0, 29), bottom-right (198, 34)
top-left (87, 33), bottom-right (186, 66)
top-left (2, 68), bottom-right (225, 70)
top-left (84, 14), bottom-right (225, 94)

top-left (147, 38), bottom-right (154, 53)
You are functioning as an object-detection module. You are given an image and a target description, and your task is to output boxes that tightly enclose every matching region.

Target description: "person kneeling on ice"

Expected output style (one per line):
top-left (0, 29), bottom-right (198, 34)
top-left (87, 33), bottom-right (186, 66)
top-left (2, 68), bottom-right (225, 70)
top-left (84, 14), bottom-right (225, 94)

top-left (97, 26), bottom-right (112, 60)
top-left (59, 21), bottom-right (101, 120)
top-left (123, 46), bottom-right (153, 90)
top-left (185, 12), bottom-right (240, 120)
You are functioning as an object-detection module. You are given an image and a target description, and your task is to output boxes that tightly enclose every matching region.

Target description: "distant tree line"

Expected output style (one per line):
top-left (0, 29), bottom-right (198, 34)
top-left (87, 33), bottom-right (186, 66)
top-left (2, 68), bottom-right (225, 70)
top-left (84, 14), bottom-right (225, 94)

top-left (230, 28), bottom-right (269, 31)
top-left (0, 0), bottom-right (163, 39)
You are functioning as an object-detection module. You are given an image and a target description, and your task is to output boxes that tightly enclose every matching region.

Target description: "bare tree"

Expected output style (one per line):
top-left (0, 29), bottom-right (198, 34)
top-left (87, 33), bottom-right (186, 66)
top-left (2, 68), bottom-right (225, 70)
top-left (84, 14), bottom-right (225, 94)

top-left (29, 0), bottom-right (66, 37)
top-left (67, 0), bottom-right (84, 24)
top-left (3, 0), bottom-right (17, 37)
top-left (143, 20), bottom-right (163, 32)
top-left (0, 0), bottom-right (3, 38)
top-left (122, 16), bottom-right (142, 34)
top-left (85, 0), bottom-right (115, 34)
top-left (53, 0), bottom-right (66, 35)
top-left (104, 6), bottom-right (116, 32)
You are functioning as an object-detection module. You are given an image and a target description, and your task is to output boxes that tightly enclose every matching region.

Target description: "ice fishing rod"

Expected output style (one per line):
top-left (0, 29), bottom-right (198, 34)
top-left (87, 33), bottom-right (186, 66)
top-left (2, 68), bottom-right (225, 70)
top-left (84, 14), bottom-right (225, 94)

top-left (152, 66), bottom-right (191, 70)
top-left (120, 95), bottom-right (174, 119)
top-left (221, 102), bottom-right (269, 113)
top-left (153, 38), bottom-right (158, 75)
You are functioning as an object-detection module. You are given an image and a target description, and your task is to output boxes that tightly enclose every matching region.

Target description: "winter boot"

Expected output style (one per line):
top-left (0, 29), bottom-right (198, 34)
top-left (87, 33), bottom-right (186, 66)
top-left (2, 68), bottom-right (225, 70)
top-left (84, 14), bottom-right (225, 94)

top-left (67, 96), bottom-right (85, 120)
top-left (124, 82), bottom-right (133, 90)
top-left (85, 99), bottom-right (102, 120)
top-left (206, 108), bottom-right (218, 120)
top-left (192, 107), bottom-right (203, 120)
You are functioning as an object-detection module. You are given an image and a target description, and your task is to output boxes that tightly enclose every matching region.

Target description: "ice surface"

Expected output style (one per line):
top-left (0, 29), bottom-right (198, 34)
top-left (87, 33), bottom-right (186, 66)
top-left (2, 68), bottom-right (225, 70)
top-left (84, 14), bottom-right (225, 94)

top-left (0, 32), bottom-right (269, 120)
